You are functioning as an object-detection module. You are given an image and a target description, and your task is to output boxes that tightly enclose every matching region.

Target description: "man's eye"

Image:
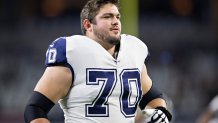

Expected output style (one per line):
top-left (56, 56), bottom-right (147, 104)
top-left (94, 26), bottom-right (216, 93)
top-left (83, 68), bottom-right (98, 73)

top-left (104, 16), bottom-right (110, 18)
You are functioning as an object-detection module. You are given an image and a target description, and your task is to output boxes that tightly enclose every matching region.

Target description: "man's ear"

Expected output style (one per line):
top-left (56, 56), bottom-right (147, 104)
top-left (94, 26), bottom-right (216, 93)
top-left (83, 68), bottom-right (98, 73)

top-left (83, 19), bottom-right (92, 32)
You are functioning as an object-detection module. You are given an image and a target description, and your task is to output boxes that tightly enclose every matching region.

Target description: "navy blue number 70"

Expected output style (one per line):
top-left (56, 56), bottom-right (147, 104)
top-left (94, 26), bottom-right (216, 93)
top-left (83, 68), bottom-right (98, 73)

top-left (86, 68), bottom-right (142, 117)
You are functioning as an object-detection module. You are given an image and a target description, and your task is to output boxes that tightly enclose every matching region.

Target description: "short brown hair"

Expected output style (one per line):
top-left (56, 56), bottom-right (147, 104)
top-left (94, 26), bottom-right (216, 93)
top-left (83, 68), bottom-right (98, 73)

top-left (80, 0), bottom-right (119, 35)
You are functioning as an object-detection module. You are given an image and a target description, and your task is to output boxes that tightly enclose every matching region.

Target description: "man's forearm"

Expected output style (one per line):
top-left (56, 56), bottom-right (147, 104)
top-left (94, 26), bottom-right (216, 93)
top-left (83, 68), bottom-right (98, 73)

top-left (30, 118), bottom-right (50, 123)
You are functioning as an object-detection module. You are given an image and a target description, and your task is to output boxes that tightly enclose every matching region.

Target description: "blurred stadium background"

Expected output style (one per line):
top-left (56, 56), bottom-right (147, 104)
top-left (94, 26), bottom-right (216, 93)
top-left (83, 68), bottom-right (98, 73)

top-left (0, 0), bottom-right (217, 123)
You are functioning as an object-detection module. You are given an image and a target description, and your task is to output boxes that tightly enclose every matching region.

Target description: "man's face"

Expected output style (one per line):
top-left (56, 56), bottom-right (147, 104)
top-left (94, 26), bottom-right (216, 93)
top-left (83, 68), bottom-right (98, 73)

top-left (92, 3), bottom-right (121, 45)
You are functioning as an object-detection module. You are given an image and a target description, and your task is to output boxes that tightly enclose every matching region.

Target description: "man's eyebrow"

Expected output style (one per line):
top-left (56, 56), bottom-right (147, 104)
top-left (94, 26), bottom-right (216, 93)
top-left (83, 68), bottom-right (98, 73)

top-left (101, 13), bottom-right (120, 16)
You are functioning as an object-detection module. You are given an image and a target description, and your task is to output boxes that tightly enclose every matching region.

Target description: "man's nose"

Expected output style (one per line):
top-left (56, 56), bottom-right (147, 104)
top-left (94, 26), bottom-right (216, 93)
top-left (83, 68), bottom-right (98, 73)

top-left (112, 17), bottom-right (119, 25)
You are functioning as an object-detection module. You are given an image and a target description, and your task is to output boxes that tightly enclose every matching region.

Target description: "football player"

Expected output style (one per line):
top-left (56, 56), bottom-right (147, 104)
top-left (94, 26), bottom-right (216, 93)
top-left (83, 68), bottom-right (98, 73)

top-left (24, 0), bottom-right (172, 123)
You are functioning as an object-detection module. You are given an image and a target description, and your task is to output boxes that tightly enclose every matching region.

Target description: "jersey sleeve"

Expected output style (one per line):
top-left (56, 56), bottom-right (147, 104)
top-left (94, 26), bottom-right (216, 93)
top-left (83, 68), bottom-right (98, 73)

top-left (45, 37), bottom-right (67, 66)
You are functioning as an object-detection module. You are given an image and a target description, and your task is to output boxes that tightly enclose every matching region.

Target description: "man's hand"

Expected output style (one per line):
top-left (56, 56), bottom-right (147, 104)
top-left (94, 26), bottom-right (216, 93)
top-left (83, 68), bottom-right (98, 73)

top-left (142, 107), bottom-right (172, 123)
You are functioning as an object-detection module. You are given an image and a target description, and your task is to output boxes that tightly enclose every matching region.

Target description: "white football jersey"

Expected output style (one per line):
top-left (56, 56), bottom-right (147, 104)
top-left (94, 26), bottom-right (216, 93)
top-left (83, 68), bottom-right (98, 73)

top-left (45, 34), bottom-right (148, 123)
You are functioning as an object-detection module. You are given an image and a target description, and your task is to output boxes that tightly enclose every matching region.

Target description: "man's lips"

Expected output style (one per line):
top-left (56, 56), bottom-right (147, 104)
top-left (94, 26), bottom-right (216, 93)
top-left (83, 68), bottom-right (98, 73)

top-left (110, 27), bottom-right (120, 31)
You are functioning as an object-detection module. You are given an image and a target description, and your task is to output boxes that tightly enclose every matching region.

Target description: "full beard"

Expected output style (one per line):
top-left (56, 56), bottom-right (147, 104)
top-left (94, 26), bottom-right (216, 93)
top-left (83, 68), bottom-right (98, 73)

top-left (93, 27), bottom-right (121, 45)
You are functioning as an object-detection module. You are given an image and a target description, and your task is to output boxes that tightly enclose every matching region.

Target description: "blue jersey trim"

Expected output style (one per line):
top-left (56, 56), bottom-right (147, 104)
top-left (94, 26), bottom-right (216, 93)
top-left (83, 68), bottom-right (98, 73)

top-left (45, 37), bottom-right (67, 66)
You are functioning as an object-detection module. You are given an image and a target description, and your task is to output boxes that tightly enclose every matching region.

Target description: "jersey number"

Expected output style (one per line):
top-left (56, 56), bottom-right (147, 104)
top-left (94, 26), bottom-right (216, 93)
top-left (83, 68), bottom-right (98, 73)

top-left (86, 68), bottom-right (142, 117)
top-left (47, 48), bottom-right (57, 63)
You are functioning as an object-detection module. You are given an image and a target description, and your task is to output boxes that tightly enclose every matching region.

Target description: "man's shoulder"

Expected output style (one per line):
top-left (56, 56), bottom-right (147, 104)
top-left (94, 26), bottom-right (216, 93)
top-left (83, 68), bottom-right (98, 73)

top-left (121, 34), bottom-right (147, 48)
top-left (121, 34), bottom-right (139, 40)
top-left (66, 35), bottom-right (87, 41)
top-left (47, 35), bottom-right (81, 50)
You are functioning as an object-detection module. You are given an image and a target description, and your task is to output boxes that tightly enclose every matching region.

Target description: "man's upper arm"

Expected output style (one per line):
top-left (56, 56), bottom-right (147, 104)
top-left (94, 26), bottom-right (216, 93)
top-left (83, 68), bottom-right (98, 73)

top-left (140, 64), bottom-right (152, 95)
top-left (34, 66), bottom-right (72, 103)
top-left (140, 64), bottom-right (166, 108)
